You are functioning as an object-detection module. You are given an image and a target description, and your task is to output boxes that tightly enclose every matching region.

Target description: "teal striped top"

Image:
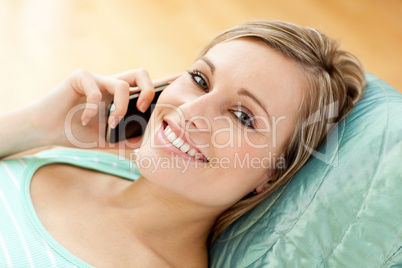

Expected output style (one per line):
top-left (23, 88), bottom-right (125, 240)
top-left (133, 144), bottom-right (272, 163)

top-left (0, 148), bottom-right (141, 267)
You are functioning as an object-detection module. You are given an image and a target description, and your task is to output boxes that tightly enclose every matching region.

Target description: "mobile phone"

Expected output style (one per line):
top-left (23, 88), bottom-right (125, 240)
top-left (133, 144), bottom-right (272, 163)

top-left (105, 83), bottom-right (170, 143)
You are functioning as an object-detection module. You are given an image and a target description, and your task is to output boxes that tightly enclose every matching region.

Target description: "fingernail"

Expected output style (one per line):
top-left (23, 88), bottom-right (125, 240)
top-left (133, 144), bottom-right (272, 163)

top-left (82, 118), bottom-right (90, 126)
top-left (139, 100), bottom-right (149, 113)
top-left (109, 117), bottom-right (119, 129)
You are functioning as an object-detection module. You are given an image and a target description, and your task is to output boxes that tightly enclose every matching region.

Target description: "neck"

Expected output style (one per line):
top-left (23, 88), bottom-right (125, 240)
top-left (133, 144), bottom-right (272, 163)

top-left (111, 176), bottom-right (221, 266)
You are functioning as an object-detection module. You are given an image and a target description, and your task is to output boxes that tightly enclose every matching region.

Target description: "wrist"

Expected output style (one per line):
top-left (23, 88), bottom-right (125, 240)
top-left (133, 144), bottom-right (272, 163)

top-left (28, 101), bottom-right (54, 148)
top-left (0, 104), bottom-right (48, 158)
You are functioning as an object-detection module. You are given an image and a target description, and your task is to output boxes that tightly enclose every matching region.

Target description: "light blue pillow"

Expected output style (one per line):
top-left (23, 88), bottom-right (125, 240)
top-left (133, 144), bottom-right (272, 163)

top-left (210, 74), bottom-right (402, 267)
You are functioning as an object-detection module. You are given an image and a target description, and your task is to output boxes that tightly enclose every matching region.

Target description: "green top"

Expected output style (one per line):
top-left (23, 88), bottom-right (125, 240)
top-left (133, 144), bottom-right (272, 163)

top-left (0, 148), bottom-right (141, 267)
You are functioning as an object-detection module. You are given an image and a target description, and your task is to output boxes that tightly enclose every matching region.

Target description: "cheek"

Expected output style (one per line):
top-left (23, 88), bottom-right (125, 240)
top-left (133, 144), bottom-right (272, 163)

top-left (214, 137), bottom-right (272, 175)
top-left (270, 115), bottom-right (297, 153)
top-left (246, 116), bottom-right (296, 157)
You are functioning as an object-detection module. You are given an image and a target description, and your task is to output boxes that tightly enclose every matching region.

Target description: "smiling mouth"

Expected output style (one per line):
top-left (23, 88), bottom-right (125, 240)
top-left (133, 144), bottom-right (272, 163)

top-left (162, 121), bottom-right (209, 162)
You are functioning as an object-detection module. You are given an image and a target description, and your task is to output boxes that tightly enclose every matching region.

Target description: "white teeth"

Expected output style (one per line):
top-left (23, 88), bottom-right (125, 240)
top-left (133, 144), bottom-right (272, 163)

top-left (187, 148), bottom-right (196, 157)
top-left (179, 143), bottom-right (190, 153)
top-left (172, 137), bottom-right (184, 148)
top-left (163, 124), bottom-right (205, 160)
top-left (164, 126), bottom-right (172, 135)
top-left (166, 132), bottom-right (177, 143)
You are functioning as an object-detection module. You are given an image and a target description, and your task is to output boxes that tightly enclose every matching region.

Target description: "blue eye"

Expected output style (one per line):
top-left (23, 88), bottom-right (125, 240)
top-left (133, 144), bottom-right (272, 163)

top-left (233, 110), bottom-right (255, 129)
top-left (188, 70), bottom-right (209, 92)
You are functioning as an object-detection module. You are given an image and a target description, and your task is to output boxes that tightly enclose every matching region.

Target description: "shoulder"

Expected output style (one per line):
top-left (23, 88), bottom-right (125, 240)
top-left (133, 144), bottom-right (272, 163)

top-left (2, 145), bottom-right (62, 160)
top-left (3, 145), bottom-right (134, 160)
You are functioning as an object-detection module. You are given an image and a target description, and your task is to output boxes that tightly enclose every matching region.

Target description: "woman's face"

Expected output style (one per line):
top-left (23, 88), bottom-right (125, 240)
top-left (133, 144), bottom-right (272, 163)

top-left (137, 38), bottom-right (307, 209)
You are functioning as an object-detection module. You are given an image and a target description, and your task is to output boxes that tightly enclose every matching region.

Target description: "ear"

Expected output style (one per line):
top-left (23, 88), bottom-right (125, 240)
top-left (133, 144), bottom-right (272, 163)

top-left (254, 179), bottom-right (274, 194)
top-left (254, 169), bottom-right (275, 194)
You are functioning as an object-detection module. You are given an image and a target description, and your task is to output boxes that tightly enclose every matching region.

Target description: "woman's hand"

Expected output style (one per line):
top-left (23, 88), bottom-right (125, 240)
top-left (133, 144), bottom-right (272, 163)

top-left (0, 69), bottom-right (180, 157)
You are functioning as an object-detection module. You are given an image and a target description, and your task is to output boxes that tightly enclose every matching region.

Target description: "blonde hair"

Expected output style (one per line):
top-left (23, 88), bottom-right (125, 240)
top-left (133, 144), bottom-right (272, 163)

top-left (202, 20), bottom-right (366, 243)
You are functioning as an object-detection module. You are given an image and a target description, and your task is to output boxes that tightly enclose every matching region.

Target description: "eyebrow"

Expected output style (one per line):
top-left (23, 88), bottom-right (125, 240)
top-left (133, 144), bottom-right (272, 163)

top-left (200, 56), bottom-right (270, 120)
top-left (200, 56), bottom-right (215, 74)
top-left (238, 88), bottom-right (270, 118)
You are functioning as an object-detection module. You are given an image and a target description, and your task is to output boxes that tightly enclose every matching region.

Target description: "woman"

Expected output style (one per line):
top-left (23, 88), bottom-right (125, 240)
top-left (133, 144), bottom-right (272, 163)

top-left (0, 20), bottom-right (365, 267)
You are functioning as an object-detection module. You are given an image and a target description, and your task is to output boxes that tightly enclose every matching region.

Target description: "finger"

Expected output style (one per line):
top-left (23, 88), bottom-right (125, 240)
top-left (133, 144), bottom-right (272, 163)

top-left (128, 72), bottom-right (184, 93)
top-left (112, 68), bottom-right (150, 87)
top-left (72, 70), bottom-right (103, 126)
top-left (135, 70), bottom-right (155, 113)
top-left (112, 69), bottom-right (154, 113)
top-left (82, 89), bottom-right (102, 126)
top-left (92, 74), bottom-right (131, 128)
top-left (112, 70), bottom-right (183, 113)
top-left (135, 72), bottom-right (183, 112)
top-left (108, 81), bottom-right (130, 128)
top-left (130, 73), bottom-right (184, 94)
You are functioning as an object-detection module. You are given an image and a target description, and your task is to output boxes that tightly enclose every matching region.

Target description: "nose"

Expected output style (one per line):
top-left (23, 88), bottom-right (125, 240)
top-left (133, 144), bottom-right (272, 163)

top-left (177, 92), bottom-right (221, 133)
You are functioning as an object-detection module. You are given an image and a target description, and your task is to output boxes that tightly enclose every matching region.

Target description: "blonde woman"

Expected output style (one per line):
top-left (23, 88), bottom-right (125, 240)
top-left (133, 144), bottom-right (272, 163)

top-left (0, 20), bottom-right (365, 267)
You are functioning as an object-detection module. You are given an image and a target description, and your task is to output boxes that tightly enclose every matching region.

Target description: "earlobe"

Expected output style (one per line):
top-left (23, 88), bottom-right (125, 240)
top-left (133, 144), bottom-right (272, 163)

top-left (254, 178), bottom-right (274, 194)
top-left (253, 169), bottom-right (275, 195)
top-left (254, 182), bottom-right (265, 194)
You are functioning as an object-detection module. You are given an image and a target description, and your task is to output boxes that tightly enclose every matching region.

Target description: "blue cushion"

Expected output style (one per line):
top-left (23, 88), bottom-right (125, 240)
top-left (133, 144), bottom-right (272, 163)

top-left (210, 74), bottom-right (402, 267)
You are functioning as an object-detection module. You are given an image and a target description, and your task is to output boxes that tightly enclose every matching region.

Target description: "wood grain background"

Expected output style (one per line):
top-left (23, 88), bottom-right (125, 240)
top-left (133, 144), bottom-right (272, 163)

top-left (1, 0), bottom-right (401, 113)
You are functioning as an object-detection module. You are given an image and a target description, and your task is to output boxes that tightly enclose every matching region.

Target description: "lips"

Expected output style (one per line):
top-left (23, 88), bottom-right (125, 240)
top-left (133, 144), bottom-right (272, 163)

top-left (160, 120), bottom-right (208, 162)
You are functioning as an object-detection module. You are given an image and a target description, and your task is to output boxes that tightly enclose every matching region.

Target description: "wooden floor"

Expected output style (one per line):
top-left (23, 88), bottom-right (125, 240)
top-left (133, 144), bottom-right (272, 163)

top-left (0, 0), bottom-right (401, 113)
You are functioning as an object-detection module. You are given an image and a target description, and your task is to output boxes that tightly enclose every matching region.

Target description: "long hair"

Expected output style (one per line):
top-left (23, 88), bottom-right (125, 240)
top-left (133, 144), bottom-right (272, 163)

top-left (201, 20), bottom-right (366, 243)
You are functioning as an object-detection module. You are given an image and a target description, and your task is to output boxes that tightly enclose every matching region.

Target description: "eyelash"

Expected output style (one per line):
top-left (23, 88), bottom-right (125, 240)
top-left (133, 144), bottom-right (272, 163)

top-left (187, 69), bottom-right (256, 129)
top-left (187, 70), bottom-right (209, 92)
top-left (230, 108), bottom-right (256, 129)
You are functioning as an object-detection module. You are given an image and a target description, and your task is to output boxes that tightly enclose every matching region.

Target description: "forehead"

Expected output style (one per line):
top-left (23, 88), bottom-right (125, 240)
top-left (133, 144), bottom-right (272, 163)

top-left (203, 38), bottom-right (308, 120)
